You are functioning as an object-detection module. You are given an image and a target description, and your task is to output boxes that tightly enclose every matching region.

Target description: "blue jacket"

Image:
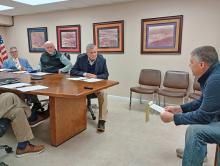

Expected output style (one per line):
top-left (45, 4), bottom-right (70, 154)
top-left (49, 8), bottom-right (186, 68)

top-left (174, 62), bottom-right (220, 125)
top-left (3, 57), bottom-right (33, 72)
top-left (70, 53), bottom-right (109, 79)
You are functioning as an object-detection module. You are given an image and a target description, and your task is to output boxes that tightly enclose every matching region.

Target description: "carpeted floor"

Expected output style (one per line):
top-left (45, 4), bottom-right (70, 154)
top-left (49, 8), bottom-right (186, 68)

top-left (0, 96), bottom-right (216, 166)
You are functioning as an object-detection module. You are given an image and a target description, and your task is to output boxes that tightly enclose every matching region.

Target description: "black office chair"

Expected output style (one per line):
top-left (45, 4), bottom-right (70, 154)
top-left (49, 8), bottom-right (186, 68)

top-left (0, 118), bottom-right (13, 166)
top-left (87, 93), bottom-right (98, 120)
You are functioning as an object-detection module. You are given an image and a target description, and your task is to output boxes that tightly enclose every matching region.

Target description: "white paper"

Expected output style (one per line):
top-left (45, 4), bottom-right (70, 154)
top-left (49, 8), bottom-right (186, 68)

top-left (13, 71), bottom-right (27, 74)
top-left (83, 78), bottom-right (102, 82)
top-left (31, 72), bottom-right (52, 76)
top-left (17, 85), bottom-right (48, 92)
top-left (149, 102), bottom-right (165, 113)
top-left (0, 69), bottom-right (12, 72)
top-left (67, 77), bottom-right (87, 81)
top-left (0, 83), bottom-right (31, 89)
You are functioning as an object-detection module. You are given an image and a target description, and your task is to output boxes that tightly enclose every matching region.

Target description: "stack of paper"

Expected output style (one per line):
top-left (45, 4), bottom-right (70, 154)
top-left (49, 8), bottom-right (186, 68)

top-left (17, 85), bottom-right (48, 92)
top-left (0, 83), bottom-right (31, 89)
top-left (31, 72), bottom-right (52, 76)
top-left (67, 77), bottom-right (102, 82)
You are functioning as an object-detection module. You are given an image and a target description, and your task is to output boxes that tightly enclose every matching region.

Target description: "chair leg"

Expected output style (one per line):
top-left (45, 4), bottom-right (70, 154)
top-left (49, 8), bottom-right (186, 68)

top-left (88, 106), bottom-right (96, 120)
top-left (129, 91), bottom-right (132, 110)
top-left (158, 95), bottom-right (161, 106)
top-left (140, 94), bottom-right (142, 104)
top-left (214, 145), bottom-right (219, 166)
top-left (163, 96), bottom-right (166, 107)
top-left (152, 93), bottom-right (155, 103)
top-left (182, 97), bottom-right (185, 104)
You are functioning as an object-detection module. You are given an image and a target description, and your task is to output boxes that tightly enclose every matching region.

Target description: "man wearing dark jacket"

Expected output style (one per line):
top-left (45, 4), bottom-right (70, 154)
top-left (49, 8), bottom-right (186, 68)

top-left (160, 46), bottom-right (220, 166)
top-left (70, 44), bottom-right (109, 132)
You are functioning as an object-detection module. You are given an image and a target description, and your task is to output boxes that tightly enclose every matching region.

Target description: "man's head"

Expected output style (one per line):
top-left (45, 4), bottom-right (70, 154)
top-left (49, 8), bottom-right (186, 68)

top-left (189, 46), bottom-right (219, 77)
top-left (44, 41), bottom-right (56, 54)
top-left (86, 44), bottom-right (97, 61)
top-left (10, 47), bottom-right (19, 59)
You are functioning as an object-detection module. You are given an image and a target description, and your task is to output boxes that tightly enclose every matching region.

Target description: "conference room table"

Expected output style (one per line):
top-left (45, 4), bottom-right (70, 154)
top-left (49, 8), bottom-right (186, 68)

top-left (0, 72), bottom-right (119, 146)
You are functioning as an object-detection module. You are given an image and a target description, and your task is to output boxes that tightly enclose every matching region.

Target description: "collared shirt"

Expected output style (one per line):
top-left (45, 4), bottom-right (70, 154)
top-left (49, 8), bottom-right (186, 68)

top-left (13, 58), bottom-right (21, 70)
top-left (83, 58), bottom-right (96, 76)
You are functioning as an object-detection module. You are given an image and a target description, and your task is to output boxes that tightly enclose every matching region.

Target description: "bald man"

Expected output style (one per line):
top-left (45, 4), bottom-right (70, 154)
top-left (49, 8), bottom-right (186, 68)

top-left (39, 41), bottom-right (72, 73)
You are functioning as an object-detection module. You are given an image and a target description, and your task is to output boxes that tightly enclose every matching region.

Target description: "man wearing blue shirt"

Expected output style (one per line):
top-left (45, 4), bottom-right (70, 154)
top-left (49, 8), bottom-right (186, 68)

top-left (160, 46), bottom-right (220, 166)
top-left (3, 47), bottom-right (33, 72)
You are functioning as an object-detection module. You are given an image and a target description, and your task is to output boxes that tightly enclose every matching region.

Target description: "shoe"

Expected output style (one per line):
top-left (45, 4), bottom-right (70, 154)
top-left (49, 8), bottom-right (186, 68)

top-left (176, 148), bottom-right (208, 162)
top-left (31, 103), bottom-right (44, 112)
top-left (97, 120), bottom-right (105, 132)
top-left (29, 114), bottom-right (47, 127)
top-left (16, 143), bottom-right (45, 158)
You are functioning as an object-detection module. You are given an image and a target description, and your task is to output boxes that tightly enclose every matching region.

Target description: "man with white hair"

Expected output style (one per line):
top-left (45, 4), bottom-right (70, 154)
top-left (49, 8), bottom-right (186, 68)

top-left (70, 44), bottom-right (109, 132)
top-left (39, 41), bottom-right (72, 73)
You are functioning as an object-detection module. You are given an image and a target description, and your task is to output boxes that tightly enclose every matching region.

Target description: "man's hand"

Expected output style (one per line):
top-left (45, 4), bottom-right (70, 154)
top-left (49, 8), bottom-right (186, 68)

top-left (165, 105), bottom-right (182, 114)
top-left (20, 66), bottom-right (25, 71)
top-left (160, 111), bottom-right (174, 123)
top-left (85, 73), bottom-right (97, 78)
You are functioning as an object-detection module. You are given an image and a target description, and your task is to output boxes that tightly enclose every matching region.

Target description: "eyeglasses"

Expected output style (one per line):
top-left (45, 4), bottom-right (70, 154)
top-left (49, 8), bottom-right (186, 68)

top-left (10, 51), bottom-right (17, 54)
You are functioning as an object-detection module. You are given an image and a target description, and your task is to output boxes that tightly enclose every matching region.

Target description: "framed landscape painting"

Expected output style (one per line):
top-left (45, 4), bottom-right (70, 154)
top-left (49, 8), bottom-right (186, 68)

top-left (56, 25), bottom-right (81, 53)
top-left (93, 20), bottom-right (124, 53)
top-left (141, 15), bottom-right (183, 54)
top-left (27, 27), bottom-right (48, 52)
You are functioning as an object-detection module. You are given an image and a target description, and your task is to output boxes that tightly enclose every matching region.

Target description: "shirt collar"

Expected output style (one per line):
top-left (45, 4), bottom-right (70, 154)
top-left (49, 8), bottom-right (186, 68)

top-left (198, 62), bottom-right (219, 84)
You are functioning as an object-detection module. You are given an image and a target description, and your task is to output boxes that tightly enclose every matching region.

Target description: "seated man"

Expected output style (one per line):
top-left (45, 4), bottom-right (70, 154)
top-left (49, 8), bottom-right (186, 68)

top-left (160, 46), bottom-right (220, 166)
top-left (3, 47), bottom-right (32, 72)
top-left (39, 41), bottom-right (72, 73)
top-left (70, 44), bottom-right (109, 132)
top-left (2, 47), bottom-right (45, 127)
top-left (0, 92), bottom-right (44, 157)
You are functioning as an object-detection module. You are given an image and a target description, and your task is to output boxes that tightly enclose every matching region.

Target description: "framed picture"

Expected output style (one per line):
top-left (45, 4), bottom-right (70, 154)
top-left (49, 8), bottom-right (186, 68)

top-left (141, 15), bottom-right (183, 54)
top-left (93, 20), bottom-right (124, 53)
top-left (27, 27), bottom-right (48, 52)
top-left (56, 25), bottom-right (81, 53)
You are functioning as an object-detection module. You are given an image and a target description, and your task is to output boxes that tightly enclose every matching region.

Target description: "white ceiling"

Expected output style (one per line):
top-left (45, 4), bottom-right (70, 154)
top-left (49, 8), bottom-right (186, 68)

top-left (0, 0), bottom-right (137, 16)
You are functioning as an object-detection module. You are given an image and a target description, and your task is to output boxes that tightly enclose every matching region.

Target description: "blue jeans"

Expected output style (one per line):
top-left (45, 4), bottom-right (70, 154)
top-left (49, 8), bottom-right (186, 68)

top-left (183, 121), bottom-right (220, 166)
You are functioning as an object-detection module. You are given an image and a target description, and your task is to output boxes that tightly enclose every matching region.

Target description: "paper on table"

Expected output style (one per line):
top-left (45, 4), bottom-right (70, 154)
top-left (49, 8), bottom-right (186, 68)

top-left (0, 83), bottom-right (31, 89)
top-left (67, 77), bottom-right (87, 81)
top-left (17, 85), bottom-right (48, 92)
top-left (13, 71), bottom-right (27, 74)
top-left (149, 101), bottom-right (165, 113)
top-left (83, 78), bottom-right (102, 82)
top-left (0, 69), bottom-right (12, 72)
top-left (31, 72), bottom-right (52, 76)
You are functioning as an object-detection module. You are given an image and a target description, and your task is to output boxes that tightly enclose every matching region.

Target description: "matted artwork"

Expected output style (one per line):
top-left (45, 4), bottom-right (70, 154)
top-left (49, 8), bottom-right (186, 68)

top-left (27, 27), bottom-right (48, 52)
top-left (56, 25), bottom-right (81, 53)
top-left (141, 15), bottom-right (183, 54)
top-left (93, 20), bottom-right (124, 53)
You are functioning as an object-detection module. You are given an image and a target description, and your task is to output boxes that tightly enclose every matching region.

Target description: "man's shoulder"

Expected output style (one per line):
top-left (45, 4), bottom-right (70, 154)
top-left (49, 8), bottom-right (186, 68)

top-left (97, 54), bottom-right (105, 61)
top-left (77, 53), bottom-right (87, 60)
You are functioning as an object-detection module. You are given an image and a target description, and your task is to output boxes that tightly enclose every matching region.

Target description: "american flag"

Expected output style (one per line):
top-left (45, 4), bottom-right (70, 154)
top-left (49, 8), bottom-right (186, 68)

top-left (0, 35), bottom-right (8, 68)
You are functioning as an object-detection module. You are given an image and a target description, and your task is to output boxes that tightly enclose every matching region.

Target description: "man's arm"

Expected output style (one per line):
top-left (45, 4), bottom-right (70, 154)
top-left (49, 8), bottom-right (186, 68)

top-left (96, 59), bottom-right (109, 79)
top-left (59, 54), bottom-right (72, 73)
top-left (180, 96), bottom-right (202, 113)
top-left (70, 55), bottom-right (84, 76)
top-left (23, 59), bottom-right (33, 72)
top-left (174, 78), bottom-right (220, 125)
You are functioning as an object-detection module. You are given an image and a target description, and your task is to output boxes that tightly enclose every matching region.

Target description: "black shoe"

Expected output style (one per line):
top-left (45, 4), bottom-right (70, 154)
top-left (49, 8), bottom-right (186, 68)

top-left (31, 103), bottom-right (44, 112)
top-left (97, 120), bottom-right (105, 132)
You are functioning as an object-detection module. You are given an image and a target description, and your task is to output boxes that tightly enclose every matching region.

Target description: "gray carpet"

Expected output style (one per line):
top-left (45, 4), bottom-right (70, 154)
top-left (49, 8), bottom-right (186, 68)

top-left (0, 96), bottom-right (216, 166)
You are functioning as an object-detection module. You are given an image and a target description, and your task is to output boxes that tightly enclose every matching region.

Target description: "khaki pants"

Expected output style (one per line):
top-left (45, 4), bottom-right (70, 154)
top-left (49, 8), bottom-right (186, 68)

top-left (95, 91), bottom-right (107, 121)
top-left (0, 93), bottom-right (34, 142)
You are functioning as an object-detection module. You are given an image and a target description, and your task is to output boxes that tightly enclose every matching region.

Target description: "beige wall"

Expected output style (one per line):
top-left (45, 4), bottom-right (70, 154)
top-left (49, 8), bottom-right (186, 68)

top-left (4, 0), bottom-right (220, 101)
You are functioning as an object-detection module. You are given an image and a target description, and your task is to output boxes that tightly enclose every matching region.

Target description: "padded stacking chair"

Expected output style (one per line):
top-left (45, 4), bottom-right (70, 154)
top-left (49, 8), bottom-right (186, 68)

top-left (157, 70), bottom-right (189, 106)
top-left (129, 69), bottom-right (161, 109)
top-left (188, 77), bottom-right (201, 101)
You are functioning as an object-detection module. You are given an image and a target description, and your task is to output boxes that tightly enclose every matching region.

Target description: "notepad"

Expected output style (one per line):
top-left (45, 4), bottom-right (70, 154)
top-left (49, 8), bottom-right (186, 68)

top-left (31, 72), bottom-right (52, 76)
top-left (67, 77), bottom-right (87, 81)
top-left (17, 85), bottom-right (48, 92)
top-left (83, 78), bottom-right (102, 82)
top-left (148, 101), bottom-right (165, 113)
top-left (0, 83), bottom-right (31, 89)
